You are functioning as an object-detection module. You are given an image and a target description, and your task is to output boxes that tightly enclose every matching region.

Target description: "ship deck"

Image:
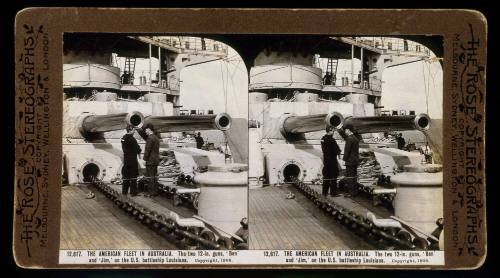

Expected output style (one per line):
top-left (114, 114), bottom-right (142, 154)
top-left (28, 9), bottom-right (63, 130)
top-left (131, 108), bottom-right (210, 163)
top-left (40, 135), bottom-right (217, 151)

top-left (61, 181), bottom-right (392, 250)
top-left (60, 184), bottom-right (181, 250)
top-left (249, 184), bottom-right (381, 250)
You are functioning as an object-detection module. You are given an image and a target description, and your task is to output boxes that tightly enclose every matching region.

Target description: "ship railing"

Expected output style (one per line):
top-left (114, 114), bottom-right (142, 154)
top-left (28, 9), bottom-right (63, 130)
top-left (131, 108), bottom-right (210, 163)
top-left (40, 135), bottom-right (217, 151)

top-left (354, 37), bottom-right (432, 57)
top-left (324, 70), bottom-right (382, 92)
top-left (151, 36), bottom-right (228, 57)
top-left (121, 69), bottom-right (180, 90)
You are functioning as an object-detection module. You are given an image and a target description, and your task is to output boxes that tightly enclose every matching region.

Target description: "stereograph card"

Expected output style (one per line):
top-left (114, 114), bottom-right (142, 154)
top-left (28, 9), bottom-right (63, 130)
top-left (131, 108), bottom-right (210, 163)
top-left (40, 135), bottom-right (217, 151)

top-left (13, 8), bottom-right (486, 269)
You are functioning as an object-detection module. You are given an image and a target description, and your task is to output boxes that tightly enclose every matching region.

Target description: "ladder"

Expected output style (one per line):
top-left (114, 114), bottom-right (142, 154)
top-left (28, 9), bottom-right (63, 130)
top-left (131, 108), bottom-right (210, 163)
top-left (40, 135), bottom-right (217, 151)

top-left (325, 58), bottom-right (338, 85)
top-left (327, 58), bottom-right (338, 78)
top-left (123, 57), bottom-right (136, 84)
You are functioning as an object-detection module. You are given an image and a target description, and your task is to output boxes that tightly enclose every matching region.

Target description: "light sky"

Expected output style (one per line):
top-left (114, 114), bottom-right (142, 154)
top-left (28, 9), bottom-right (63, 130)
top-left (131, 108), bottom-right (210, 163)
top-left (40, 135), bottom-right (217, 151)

top-left (179, 49), bottom-right (248, 119)
top-left (331, 57), bottom-right (443, 119)
top-left (130, 38), bottom-right (443, 120)
top-left (381, 59), bottom-right (443, 119)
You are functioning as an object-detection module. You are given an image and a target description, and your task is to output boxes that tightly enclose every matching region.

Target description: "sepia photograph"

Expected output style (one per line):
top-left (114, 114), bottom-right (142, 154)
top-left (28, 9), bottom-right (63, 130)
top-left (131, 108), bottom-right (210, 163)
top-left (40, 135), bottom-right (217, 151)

top-left (60, 34), bottom-right (249, 251)
top-left (246, 35), bottom-right (444, 251)
top-left (59, 33), bottom-right (444, 252)
top-left (13, 8), bottom-right (486, 268)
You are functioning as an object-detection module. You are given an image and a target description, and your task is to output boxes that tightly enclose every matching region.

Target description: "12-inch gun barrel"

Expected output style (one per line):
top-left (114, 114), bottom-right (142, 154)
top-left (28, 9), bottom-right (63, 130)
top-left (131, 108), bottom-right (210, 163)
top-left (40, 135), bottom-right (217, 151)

top-left (338, 113), bottom-right (431, 134)
top-left (78, 112), bottom-right (232, 136)
top-left (144, 113), bottom-right (232, 133)
top-left (78, 111), bottom-right (144, 135)
top-left (279, 112), bottom-right (343, 137)
top-left (279, 112), bottom-right (430, 138)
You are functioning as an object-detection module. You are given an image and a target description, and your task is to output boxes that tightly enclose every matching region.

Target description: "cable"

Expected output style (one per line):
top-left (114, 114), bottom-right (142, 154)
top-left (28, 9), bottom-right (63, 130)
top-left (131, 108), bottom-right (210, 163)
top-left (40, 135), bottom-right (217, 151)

top-left (219, 61), bottom-right (227, 113)
top-left (422, 60), bottom-right (429, 115)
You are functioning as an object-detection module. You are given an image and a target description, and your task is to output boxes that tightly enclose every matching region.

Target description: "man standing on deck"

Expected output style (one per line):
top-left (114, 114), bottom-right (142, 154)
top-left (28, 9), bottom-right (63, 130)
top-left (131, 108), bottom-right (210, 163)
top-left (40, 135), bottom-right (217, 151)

top-left (343, 125), bottom-right (360, 197)
top-left (195, 132), bottom-right (204, 149)
top-left (142, 124), bottom-right (160, 197)
top-left (321, 126), bottom-right (341, 197)
top-left (121, 125), bottom-right (141, 197)
top-left (396, 133), bottom-right (406, 150)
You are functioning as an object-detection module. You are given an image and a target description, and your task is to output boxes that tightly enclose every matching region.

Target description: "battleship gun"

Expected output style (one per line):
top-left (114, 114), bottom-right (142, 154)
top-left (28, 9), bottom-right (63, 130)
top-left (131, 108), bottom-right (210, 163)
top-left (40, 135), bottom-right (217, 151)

top-left (278, 112), bottom-right (344, 140)
top-left (78, 111), bottom-right (232, 137)
top-left (77, 111), bottom-right (145, 136)
top-left (143, 113), bottom-right (232, 133)
top-left (328, 113), bottom-right (431, 134)
top-left (279, 112), bottom-right (431, 139)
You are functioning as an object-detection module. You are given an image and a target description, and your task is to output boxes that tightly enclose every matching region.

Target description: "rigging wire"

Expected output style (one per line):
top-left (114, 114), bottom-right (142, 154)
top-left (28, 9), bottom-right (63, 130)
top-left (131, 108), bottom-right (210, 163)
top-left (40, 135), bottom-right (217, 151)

top-left (226, 60), bottom-right (240, 118)
top-left (421, 59), bottom-right (434, 161)
top-left (218, 59), bottom-right (233, 163)
top-left (219, 60), bottom-right (227, 113)
top-left (422, 60), bottom-right (430, 115)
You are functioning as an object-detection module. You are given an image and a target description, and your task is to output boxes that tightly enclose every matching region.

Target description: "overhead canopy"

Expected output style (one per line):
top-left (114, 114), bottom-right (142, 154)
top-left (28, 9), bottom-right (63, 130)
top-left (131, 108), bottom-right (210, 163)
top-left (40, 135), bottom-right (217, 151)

top-left (63, 33), bottom-right (180, 58)
top-left (205, 34), bottom-right (443, 69)
top-left (63, 33), bottom-right (443, 69)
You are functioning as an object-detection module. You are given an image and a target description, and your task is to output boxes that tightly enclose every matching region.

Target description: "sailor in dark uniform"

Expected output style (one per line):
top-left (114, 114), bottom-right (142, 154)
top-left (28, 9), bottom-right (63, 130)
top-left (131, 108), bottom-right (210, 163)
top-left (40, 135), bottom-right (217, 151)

top-left (121, 125), bottom-right (141, 196)
top-left (321, 126), bottom-right (341, 197)
top-left (142, 124), bottom-right (160, 197)
top-left (396, 133), bottom-right (406, 150)
top-left (195, 132), bottom-right (204, 149)
top-left (343, 125), bottom-right (360, 197)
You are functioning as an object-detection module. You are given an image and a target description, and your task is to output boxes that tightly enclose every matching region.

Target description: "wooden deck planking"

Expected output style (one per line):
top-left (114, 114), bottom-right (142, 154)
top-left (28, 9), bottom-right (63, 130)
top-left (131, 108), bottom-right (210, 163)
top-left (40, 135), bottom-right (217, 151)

top-left (63, 186), bottom-right (123, 249)
top-left (249, 195), bottom-right (275, 249)
top-left (254, 192), bottom-right (296, 249)
top-left (255, 187), bottom-right (330, 249)
top-left (264, 191), bottom-right (307, 248)
top-left (62, 187), bottom-right (103, 249)
top-left (63, 193), bottom-right (100, 249)
top-left (60, 185), bottom-right (169, 250)
top-left (259, 189), bottom-right (308, 249)
top-left (249, 186), bottom-right (350, 250)
top-left (254, 193), bottom-right (286, 248)
top-left (268, 191), bottom-right (324, 249)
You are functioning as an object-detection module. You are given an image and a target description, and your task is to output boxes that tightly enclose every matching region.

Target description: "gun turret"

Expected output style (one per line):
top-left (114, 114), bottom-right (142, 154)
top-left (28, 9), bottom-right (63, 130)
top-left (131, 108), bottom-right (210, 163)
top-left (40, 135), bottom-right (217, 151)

top-left (143, 113), bottom-right (232, 133)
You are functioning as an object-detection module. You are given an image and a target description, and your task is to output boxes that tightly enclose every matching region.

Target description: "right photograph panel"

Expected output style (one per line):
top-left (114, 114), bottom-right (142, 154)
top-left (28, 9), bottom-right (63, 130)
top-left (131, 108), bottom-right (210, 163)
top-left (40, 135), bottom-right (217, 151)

top-left (247, 36), bottom-right (444, 251)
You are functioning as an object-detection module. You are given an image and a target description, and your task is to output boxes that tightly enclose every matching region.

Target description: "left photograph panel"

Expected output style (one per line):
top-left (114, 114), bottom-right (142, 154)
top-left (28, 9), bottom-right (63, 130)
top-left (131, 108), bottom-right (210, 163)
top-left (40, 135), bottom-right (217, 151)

top-left (60, 33), bottom-right (249, 251)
